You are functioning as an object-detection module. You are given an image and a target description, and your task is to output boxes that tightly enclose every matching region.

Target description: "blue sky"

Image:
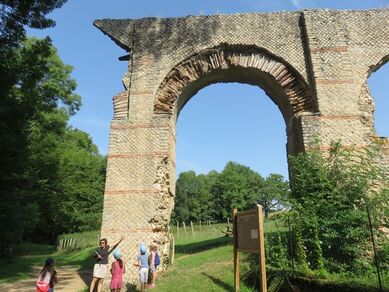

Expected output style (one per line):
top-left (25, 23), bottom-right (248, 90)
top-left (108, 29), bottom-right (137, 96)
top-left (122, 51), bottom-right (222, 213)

top-left (27, 0), bottom-right (389, 179)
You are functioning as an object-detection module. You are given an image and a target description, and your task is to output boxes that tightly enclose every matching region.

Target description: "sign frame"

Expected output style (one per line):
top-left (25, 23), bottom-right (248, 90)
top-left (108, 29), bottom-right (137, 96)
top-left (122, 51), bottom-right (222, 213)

top-left (233, 205), bottom-right (267, 292)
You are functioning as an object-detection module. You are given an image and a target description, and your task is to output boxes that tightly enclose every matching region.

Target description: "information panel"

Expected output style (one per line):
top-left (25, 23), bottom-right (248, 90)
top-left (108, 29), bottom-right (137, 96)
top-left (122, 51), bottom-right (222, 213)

top-left (236, 210), bottom-right (259, 253)
top-left (233, 205), bottom-right (267, 292)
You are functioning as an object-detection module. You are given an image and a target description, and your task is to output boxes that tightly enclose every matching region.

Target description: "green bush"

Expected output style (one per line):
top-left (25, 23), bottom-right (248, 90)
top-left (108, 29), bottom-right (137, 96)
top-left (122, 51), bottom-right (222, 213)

top-left (289, 141), bottom-right (388, 272)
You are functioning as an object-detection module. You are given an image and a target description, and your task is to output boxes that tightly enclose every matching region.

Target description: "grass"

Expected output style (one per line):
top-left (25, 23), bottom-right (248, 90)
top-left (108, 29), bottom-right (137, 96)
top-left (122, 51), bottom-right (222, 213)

top-left (157, 242), bottom-right (253, 291)
top-left (0, 220), bottom-right (285, 287)
top-left (8, 219), bottom-right (382, 291)
top-left (171, 222), bottom-right (227, 241)
top-left (320, 269), bottom-right (389, 291)
top-left (171, 219), bottom-right (287, 247)
top-left (0, 243), bottom-right (56, 283)
top-left (0, 243), bottom-right (94, 284)
top-left (0, 226), bottom-right (252, 291)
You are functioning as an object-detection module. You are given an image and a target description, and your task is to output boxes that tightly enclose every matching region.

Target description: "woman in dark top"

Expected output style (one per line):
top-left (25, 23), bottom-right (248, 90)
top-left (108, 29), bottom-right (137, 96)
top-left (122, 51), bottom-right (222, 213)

top-left (90, 236), bottom-right (124, 292)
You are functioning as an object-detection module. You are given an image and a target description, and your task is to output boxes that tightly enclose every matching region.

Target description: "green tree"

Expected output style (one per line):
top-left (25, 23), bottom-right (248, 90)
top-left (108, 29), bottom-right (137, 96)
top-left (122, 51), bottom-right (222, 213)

top-left (289, 141), bottom-right (389, 271)
top-left (1, 0), bottom-right (71, 245)
top-left (257, 173), bottom-right (290, 218)
top-left (26, 109), bottom-right (67, 242)
top-left (57, 129), bottom-right (106, 234)
top-left (173, 163), bottom-right (291, 223)
top-left (0, 1), bottom-right (109, 245)
top-left (172, 170), bottom-right (216, 223)
top-left (0, 37), bottom-right (80, 244)
top-left (21, 112), bottom-right (106, 243)
top-left (212, 161), bottom-right (263, 220)
top-left (1, 0), bottom-right (66, 48)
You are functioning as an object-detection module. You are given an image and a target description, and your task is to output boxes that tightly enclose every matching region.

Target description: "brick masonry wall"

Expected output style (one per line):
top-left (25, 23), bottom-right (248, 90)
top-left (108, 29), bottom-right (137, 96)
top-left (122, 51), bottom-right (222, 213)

top-left (94, 9), bottom-right (389, 288)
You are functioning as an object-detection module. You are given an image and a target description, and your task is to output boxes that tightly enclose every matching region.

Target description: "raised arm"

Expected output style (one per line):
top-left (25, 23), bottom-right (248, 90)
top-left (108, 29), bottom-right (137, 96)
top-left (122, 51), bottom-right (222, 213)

top-left (108, 235), bottom-right (125, 253)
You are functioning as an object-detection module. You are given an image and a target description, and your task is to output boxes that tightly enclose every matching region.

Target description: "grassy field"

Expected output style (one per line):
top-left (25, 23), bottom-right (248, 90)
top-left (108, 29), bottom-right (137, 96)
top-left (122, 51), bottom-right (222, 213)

top-left (2, 219), bottom-right (386, 291)
top-left (156, 242), bottom-right (253, 291)
top-left (0, 243), bottom-right (94, 284)
top-left (0, 220), bottom-right (285, 290)
top-left (157, 222), bottom-right (253, 291)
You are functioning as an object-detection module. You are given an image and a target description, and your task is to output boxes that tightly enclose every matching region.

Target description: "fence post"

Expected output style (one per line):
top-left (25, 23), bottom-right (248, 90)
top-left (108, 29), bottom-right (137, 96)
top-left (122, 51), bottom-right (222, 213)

top-left (366, 206), bottom-right (383, 292)
top-left (190, 221), bottom-right (195, 238)
top-left (170, 235), bottom-right (175, 265)
top-left (233, 208), bottom-right (239, 291)
top-left (183, 222), bottom-right (188, 238)
top-left (176, 222), bottom-right (180, 239)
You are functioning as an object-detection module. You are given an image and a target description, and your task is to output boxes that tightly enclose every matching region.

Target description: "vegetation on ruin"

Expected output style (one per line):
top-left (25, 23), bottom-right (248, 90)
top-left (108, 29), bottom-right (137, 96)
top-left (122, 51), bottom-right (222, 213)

top-left (243, 142), bottom-right (389, 291)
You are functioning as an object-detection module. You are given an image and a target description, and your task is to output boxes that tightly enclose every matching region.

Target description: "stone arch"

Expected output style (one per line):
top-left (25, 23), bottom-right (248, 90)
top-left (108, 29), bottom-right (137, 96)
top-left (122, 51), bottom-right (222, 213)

top-left (154, 44), bottom-right (317, 123)
top-left (93, 9), bottom-right (389, 288)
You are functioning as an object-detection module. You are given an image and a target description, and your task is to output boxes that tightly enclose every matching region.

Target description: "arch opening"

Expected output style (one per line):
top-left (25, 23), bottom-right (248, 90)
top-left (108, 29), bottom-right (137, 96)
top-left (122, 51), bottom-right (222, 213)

top-left (366, 56), bottom-right (389, 140)
top-left (154, 45), bottom-right (317, 125)
top-left (365, 56), bottom-right (389, 167)
top-left (176, 82), bottom-right (288, 179)
top-left (172, 82), bottom-right (289, 228)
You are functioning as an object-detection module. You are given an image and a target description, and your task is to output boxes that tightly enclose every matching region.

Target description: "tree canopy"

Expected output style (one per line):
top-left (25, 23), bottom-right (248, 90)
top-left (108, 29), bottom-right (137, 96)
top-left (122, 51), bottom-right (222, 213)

top-left (172, 161), bottom-right (290, 223)
top-left (1, 0), bottom-right (67, 48)
top-left (0, 1), bottom-right (106, 245)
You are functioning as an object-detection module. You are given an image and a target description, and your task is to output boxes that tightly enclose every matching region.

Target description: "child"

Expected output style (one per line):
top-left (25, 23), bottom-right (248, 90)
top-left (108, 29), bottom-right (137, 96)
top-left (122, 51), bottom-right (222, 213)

top-left (36, 257), bottom-right (57, 292)
top-left (148, 244), bottom-right (160, 289)
top-left (90, 235), bottom-right (125, 292)
top-left (134, 243), bottom-right (149, 292)
top-left (109, 249), bottom-right (125, 292)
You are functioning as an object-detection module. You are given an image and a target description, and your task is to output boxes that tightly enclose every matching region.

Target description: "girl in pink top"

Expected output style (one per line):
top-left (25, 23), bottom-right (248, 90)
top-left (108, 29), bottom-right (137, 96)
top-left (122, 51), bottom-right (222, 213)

top-left (110, 249), bottom-right (125, 292)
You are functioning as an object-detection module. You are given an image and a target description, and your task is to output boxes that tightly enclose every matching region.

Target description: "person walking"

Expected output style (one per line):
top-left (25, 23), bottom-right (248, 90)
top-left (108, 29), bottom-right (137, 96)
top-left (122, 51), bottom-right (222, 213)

top-left (36, 257), bottom-right (57, 292)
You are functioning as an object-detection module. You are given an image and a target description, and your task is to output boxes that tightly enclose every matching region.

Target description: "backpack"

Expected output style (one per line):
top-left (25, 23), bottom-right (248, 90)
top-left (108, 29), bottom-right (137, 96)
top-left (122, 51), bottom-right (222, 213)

top-left (36, 271), bottom-right (50, 292)
top-left (154, 252), bottom-right (160, 267)
top-left (36, 280), bottom-right (50, 292)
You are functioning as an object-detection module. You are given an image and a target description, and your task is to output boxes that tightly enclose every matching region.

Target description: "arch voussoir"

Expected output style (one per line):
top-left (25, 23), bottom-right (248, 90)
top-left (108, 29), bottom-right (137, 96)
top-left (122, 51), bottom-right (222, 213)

top-left (154, 45), bottom-right (316, 117)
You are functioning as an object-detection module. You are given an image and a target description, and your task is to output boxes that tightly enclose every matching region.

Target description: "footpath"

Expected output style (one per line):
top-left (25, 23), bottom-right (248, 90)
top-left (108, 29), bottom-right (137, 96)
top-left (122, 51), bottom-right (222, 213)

top-left (0, 265), bottom-right (90, 292)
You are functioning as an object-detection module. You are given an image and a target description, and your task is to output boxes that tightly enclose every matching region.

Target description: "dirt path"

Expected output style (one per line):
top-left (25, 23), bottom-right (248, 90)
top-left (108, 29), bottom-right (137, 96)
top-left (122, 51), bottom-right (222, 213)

top-left (0, 265), bottom-right (91, 292)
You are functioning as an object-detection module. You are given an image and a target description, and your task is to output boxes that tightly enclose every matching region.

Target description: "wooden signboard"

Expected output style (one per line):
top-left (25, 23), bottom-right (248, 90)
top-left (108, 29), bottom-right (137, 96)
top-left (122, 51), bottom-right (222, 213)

top-left (233, 205), bottom-right (267, 292)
